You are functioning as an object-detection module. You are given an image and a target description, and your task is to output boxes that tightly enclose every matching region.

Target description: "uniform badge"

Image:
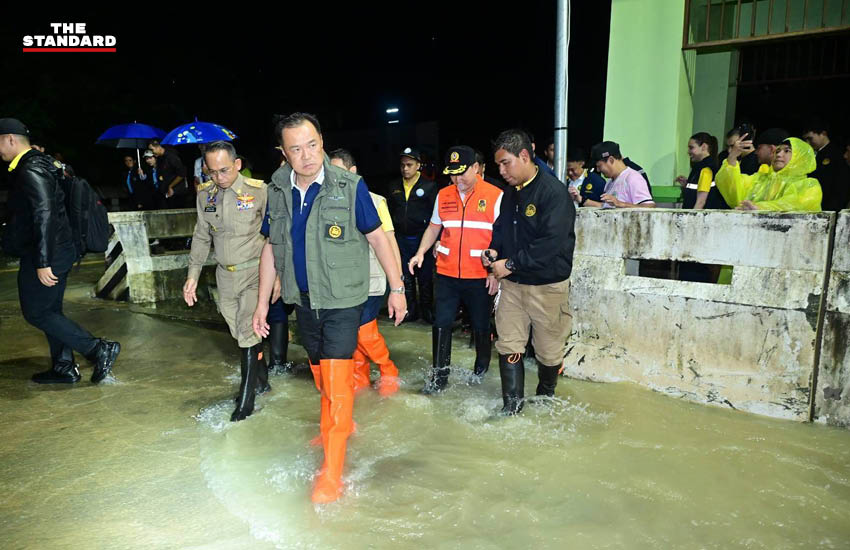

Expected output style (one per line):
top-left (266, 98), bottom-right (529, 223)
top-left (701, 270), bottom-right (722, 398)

top-left (525, 204), bottom-right (537, 217)
top-left (236, 193), bottom-right (255, 210)
top-left (585, 184), bottom-right (592, 191)
top-left (823, 158), bottom-right (831, 166)
top-left (477, 198), bottom-right (487, 212)
top-left (327, 224), bottom-right (344, 239)
top-left (158, 175), bottom-right (164, 181)
top-left (450, 151), bottom-right (460, 162)
top-left (416, 188), bottom-right (425, 197)
top-left (204, 191), bottom-right (217, 212)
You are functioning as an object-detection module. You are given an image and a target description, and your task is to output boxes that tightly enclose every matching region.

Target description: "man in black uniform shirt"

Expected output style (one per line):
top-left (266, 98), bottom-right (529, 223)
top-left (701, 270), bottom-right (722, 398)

top-left (386, 147), bottom-right (438, 322)
top-left (803, 121), bottom-right (850, 211)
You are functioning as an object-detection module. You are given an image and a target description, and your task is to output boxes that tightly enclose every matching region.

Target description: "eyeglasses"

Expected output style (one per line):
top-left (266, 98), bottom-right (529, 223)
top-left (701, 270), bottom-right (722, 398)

top-left (207, 165), bottom-right (235, 178)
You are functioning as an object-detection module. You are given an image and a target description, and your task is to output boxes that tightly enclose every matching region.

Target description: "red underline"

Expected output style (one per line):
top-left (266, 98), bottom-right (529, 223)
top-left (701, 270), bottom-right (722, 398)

top-left (22, 48), bottom-right (117, 53)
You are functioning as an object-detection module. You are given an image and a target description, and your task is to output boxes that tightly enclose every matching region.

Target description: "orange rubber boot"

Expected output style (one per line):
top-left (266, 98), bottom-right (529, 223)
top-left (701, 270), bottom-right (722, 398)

top-left (309, 362), bottom-right (322, 393)
top-left (352, 334), bottom-right (371, 392)
top-left (309, 393), bottom-right (330, 447)
top-left (312, 359), bottom-right (355, 503)
top-left (361, 319), bottom-right (399, 397)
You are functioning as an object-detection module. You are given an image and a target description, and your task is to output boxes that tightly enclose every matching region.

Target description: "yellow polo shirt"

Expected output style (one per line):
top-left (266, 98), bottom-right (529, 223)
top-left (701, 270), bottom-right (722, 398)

top-left (402, 172), bottom-right (421, 200)
top-left (8, 149), bottom-right (29, 172)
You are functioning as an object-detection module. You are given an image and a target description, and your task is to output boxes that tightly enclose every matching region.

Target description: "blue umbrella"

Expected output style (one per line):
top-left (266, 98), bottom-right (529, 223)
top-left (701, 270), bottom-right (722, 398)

top-left (162, 121), bottom-right (238, 145)
top-left (96, 122), bottom-right (166, 149)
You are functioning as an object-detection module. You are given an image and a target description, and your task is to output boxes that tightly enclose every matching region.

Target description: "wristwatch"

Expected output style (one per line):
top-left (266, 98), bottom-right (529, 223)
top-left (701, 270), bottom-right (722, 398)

top-left (505, 259), bottom-right (515, 272)
top-left (390, 285), bottom-right (405, 294)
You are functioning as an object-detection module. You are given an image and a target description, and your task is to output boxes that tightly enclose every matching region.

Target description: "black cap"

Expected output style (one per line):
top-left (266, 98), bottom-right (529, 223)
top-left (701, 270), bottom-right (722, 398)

top-left (590, 141), bottom-right (621, 164)
top-left (0, 118), bottom-right (30, 136)
top-left (443, 145), bottom-right (476, 175)
top-left (755, 128), bottom-right (790, 147)
top-left (400, 147), bottom-right (421, 162)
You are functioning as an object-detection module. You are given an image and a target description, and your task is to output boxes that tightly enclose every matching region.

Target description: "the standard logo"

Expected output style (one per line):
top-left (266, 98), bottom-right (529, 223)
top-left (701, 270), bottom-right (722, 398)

top-left (23, 23), bottom-right (117, 52)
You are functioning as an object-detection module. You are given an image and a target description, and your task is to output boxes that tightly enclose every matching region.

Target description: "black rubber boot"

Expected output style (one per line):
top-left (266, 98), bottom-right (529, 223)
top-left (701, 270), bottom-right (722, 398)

top-left (472, 330), bottom-right (492, 378)
top-left (419, 280), bottom-right (434, 325)
top-left (32, 346), bottom-right (81, 384)
top-left (499, 353), bottom-right (525, 415)
top-left (423, 327), bottom-right (451, 394)
top-left (403, 274), bottom-right (419, 322)
top-left (535, 362), bottom-right (560, 397)
top-left (231, 345), bottom-right (259, 421)
top-left (87, 339), bottom-right (121, 384)
top-left (267, 322), bottom-right (293, 374)
top-left (255, 342), bottom-right (271, 395)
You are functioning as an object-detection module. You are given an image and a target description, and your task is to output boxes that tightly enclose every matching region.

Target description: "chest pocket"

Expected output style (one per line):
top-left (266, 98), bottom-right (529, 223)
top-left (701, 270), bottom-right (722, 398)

top-left (232, 203), bottom-right (262, 235)
top-left (320, 205), bottom-right (353, 243)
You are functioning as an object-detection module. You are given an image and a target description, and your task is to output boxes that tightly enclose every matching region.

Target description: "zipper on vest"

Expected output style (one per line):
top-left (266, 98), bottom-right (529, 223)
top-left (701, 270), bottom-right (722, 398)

top-left (457, 189), bottom-right (470, 278)
top-left (403, 183), bottom-right (410, 234)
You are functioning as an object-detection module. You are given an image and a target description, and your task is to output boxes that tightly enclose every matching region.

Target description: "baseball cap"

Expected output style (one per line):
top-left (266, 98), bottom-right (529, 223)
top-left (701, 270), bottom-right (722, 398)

top-left (143, 150), bottom-right (155, 158)
top-left (0, 118), bottom-right (30, 136)
top-left (443, 145), bottom-right (476, 175)
top-left (400, 147), bottom-right (421, 162)
top-left (590, 141), bottom-right (621, 164)
top-left (755, 128), bottom-right (790, 147)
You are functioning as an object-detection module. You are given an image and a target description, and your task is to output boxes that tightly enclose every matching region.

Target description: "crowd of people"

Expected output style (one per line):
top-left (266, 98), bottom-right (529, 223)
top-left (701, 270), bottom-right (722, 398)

top-left (2, 108), bottom-right (848, 505)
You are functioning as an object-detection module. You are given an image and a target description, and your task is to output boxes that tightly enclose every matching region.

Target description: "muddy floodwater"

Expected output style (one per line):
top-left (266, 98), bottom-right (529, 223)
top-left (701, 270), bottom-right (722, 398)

top-left (1, 264), bottom-right (849, 549)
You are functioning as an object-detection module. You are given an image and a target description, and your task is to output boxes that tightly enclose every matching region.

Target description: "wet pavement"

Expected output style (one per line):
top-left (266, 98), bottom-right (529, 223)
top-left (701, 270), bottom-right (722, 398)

top-left (1, 263), bottom-right (850, 549)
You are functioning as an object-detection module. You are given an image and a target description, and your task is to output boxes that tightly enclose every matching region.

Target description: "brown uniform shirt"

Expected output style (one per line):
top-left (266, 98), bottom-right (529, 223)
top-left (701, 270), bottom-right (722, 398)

top-left (188, 173), bottom-right (267, 280)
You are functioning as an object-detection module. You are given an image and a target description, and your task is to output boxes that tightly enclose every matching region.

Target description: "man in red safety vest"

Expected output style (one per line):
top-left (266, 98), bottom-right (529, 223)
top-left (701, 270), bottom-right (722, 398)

top-left (409, 145), bottom-right (503, 393)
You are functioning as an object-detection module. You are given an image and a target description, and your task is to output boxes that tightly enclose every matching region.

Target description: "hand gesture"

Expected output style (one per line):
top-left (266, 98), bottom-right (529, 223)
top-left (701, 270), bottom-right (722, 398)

top-left (183, 278), bottom-right (198, 306)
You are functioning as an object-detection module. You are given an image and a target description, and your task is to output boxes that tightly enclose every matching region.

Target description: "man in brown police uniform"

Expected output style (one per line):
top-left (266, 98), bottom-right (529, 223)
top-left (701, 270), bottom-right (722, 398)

top-left (183, 140), bottom-right (268, 422)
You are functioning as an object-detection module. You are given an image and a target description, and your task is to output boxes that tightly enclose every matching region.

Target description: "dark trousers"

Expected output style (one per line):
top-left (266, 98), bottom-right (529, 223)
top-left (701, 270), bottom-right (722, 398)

top-left (18, 245), bottom-right (97, 364)
top-left (359, 294), bottom-right (384, 326)
top-left (433, 274), bottom-right (491, 332)
top-left (397, 233), bottom-right (433, 295)
top-left (268, 298), bottom-right (295, 324)
top-left (294, 293), bottom-right (363, 363)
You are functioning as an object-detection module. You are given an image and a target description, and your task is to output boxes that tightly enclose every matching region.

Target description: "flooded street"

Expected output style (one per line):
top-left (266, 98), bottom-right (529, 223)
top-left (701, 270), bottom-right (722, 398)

top-left (1, 265), bottom-right (849, 549)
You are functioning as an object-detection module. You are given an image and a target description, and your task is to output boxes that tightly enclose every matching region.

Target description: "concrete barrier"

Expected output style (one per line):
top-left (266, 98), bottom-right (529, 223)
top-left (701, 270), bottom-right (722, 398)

top-left (564, 209), bottom-right (834, 422)
top-left (96, 209), bottom-right (214, 303)
top-left (813, 211), bottom-right (850, 427)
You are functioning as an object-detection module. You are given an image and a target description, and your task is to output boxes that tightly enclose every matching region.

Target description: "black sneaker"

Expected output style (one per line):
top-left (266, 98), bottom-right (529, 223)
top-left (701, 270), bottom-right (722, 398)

top-left (91, 340), bottom-right (121, 383)
top-left (32, 364), bottom-right (81, 384)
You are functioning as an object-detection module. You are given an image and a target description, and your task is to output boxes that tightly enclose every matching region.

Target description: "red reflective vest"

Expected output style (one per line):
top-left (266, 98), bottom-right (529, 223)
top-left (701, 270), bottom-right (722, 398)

top-left (435, 177), bottom-right (502, 279)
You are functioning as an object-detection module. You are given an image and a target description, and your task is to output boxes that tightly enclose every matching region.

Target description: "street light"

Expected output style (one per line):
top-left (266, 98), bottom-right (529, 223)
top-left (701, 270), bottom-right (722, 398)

top-left (388, 120), bottom-right (400, 124)
top-left (386, 107), bottom-right (399, 114)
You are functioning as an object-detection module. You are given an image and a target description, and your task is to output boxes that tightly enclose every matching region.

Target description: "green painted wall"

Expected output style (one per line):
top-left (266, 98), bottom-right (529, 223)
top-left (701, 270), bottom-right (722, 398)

top-left (693, 51), bottom-right (737, 143)
top-left (604, 0), bottom-right (693, 187)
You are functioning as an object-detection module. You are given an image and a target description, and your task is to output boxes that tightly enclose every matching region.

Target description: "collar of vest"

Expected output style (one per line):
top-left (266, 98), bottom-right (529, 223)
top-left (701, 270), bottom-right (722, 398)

top-left (270, 154), bottom-right (360, 194)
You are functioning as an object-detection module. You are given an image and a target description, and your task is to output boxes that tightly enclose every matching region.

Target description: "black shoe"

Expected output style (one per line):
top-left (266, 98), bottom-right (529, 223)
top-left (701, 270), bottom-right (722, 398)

top-left (422, 327), bottom-right (451, 394)
top-left (267, 322), bottom-right (293, 375)
top-left (89, 339), bottom-right (120, 384)
top-left (232, 344), bottom-right (261, 421)
top-left (32, 363), bottom-right (81, 384)
top-left (499, 353), bottom-right (525, 415)
top-left (535, 362), bottom-right (560, 397)
top-left (472, 330), bottom-right (492, 378)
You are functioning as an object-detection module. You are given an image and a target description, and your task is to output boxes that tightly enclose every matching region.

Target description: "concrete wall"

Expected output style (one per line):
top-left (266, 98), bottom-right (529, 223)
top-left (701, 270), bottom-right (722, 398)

top-left (564, 208), bottom-right (835, 422)
top-left (814, 212), bottom-right (850, 426)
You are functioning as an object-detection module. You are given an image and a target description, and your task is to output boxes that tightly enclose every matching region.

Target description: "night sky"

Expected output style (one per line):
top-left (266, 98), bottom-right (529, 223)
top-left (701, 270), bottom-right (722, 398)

top-left (0, 3), bottom-right (612, 195)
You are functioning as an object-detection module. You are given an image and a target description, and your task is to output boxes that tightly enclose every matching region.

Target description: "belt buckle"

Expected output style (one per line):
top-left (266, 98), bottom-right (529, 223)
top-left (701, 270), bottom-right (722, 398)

top-left (226, 265), bottom-right (236, 272)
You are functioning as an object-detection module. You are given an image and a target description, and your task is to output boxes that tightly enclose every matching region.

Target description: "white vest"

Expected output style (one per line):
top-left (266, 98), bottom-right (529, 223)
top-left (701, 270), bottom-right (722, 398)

top-left (368, 192), bottom-right (388, 296)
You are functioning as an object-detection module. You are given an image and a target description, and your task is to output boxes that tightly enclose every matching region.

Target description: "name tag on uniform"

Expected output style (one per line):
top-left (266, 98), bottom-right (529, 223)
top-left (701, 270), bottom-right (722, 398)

top-left (204, 206), bottom-right (216, 212)
top-left (440, 201), bottom-right (459, 213)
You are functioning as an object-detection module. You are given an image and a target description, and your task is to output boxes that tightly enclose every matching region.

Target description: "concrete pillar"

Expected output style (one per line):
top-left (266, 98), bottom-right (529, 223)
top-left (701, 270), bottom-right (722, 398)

top-left (693, 51), bottom-right (738, 143)
top-left (603, 0), bottom-right (693, 186)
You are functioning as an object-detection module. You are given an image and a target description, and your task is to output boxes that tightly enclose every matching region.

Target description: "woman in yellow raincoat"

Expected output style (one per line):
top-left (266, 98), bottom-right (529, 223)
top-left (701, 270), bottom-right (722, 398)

top-left (716, 136), bottom-right (822, 211)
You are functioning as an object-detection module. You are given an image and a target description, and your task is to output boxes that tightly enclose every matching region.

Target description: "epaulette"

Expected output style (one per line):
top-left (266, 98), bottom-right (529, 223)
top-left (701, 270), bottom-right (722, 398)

top-left (243, 177), bottom-right (264, 188)
top-left (197, 181), bottom-right (214, 192)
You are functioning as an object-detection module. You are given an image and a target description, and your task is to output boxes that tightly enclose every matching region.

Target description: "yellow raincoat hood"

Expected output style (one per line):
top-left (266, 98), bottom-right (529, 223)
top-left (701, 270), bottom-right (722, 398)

top-left (716, 137), bottom-right (823, 212)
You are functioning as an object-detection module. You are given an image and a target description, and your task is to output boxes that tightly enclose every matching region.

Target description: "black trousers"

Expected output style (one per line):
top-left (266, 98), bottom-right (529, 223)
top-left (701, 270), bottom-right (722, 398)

top-left (18, 244), bottom-right (98, 364)
top-left (397, 233), bottom-right (433, 295)
top-left (294, 292), bottom-right (363, 363)
top-left (433, 274), bottom-right (490, 332)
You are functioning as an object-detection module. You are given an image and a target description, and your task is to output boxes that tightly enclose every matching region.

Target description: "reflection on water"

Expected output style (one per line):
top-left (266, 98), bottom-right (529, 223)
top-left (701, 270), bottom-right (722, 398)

top-left (195, 321), bottom-right (850, 550)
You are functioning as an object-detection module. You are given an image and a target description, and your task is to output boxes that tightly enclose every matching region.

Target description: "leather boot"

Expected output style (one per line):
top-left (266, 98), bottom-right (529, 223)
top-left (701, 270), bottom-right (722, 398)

top-left (422, 327), bottom-right (451, 394)
top-left (472, 330), bottom-right (492, 378)
top-left (32, 346), bottom-right (81, 384)
top-left (419, 279), bottom-right (434, 324)
top-left (535, 361), bottom-right (561, 397)
top-left (231, 345), bottom-right (260, 422)
top-left (86, 339), bottom-right (121, 384)
top-left (360, 319), bottom-right (399, 397)
top-left (403, 274), bottom-right (419, 322)
top-left (499, 353), bottom-right (525, 415)
top-left (312, 358), bottom-right (355, 503)
top-left (268, 322), bottom-right (293, 374)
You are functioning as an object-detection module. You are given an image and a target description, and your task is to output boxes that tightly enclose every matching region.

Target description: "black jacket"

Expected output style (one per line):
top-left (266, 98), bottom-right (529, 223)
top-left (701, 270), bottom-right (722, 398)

top-left (2, 149), bottom-right (73, 267)
top-left (812, 142), bottom-right (850, 212)
top-left (490, 168), bottom-right (576, 285)
top-left (386, 174), bottom-right (438, 236)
